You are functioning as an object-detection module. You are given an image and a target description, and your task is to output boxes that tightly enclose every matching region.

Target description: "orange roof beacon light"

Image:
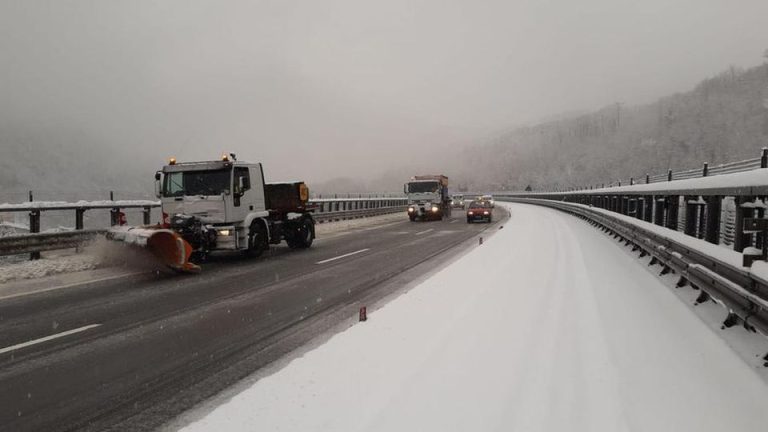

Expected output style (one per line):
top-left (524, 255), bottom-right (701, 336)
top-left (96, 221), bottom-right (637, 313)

top-left (169, 157), bottom-right (177, 165)
top-left (221, 153), bottom-right (229, 161)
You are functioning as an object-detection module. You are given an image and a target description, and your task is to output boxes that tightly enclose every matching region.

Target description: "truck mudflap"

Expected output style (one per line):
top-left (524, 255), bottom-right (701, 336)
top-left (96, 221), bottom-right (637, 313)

top-left (107, 226), bottom-right (201, 273)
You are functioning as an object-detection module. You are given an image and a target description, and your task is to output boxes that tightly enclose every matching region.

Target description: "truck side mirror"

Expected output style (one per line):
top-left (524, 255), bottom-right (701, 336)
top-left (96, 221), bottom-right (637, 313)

top-left (154, 172), bottom-right (162, 198)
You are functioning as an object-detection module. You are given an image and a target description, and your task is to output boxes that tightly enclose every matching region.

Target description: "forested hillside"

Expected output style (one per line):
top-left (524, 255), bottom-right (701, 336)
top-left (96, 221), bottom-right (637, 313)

top-left (455, 63), bottom-right (768, 191)
top-left (0, 120), bottom-right (155, 203)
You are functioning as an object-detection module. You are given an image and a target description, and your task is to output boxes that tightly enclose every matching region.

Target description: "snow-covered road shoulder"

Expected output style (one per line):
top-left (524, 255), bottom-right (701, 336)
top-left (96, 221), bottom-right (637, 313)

top-left (175, 203), bottom-right (768, 432)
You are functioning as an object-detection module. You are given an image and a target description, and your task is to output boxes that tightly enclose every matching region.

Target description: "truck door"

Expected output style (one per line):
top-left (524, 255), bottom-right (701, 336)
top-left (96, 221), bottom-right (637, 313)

top-left (231, 164), bottom-right (266, 223)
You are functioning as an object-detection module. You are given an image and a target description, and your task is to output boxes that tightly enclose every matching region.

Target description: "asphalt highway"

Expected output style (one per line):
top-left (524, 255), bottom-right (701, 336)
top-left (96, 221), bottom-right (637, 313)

top-left (0, 208), bottom-right (506, 431)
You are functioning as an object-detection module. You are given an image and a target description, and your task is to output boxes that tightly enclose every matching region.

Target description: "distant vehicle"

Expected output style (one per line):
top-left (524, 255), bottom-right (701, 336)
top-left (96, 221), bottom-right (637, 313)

top-left (451, 194), bottom-right (465, 209)
top-left (466, 200), bottom-right (492, 223)
top-left (481, 194), bottom-right (495, 208)
top-left (405, 174), bottom-right (452, 221)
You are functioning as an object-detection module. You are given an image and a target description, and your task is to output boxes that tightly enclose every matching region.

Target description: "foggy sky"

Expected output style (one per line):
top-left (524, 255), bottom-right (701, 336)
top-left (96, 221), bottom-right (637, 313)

top-left (2, 0), bottom-right (768, 184)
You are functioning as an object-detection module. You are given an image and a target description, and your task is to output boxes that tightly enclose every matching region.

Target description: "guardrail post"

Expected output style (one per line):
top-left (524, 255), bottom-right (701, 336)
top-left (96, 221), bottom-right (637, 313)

top-left (702, 162), bottom-right (709, 177)
top-left (110, 208), bottom-right (120, 226)
top-left (27, 190), bottom-right (41, 260)
top-left (756, 201), bottom-right (766, 251)
top-left (75, 208), bottom-right (85, 230)
top-left (630, 177), bottom-right (634, 186)
top-left (762, 148), bottom-right (768, 168)
top-left (642, 195), bottom-right (651, 221)
top-left (667, 169), bottom-right (673, 182)
top-left (666, 196), bottom-right (679, 230)
top-left (29, 210), bottom-right (40, 260)
top-left (646, 173), bottom-right (650, 184)
top-left (704, 196), bottom-right (721, 244)
top-left (143, 207), bottom-right (151, 225)
top-left (653, 196), bottom-right (664, 226)
top-left (684, 196), bottom-right (697, 236)
top-left (734, 196), bottom-right (750, 252)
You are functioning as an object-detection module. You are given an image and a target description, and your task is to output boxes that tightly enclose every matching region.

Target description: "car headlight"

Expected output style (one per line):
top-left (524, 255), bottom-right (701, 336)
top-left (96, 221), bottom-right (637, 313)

top-left (483, 211), bottom-right (489, 215)
top-left (468, 211), bottom-right (474, 215)
top-left (431, 206), bottom-right (439, 212)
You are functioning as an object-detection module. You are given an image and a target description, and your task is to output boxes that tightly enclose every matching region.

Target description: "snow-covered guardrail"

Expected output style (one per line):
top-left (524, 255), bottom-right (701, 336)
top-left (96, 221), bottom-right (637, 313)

top-left (497, 167), bottom-right (768, 338)
top-left (0, 197), bottom-right (406, 259)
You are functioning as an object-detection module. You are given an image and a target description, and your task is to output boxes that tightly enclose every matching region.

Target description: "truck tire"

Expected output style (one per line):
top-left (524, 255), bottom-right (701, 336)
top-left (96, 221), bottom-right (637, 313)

top-left (287, 217), bottom-right (315, 249)
top-left (247, 220), bottom-right (268, 257)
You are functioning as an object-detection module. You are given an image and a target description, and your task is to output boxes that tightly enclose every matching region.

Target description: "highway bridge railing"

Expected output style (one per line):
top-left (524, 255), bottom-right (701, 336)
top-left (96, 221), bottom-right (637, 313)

top-left (536, 148), bottom-right (768, 191)
top-left (0, 196), bottom-right (406, 259)
top-left (496, 167), bottom-right (768, 340)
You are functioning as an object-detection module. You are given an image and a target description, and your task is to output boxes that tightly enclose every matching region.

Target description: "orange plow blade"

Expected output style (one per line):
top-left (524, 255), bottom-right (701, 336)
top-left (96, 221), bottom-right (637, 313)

top-left (107, 226), bottom-right (201, 273)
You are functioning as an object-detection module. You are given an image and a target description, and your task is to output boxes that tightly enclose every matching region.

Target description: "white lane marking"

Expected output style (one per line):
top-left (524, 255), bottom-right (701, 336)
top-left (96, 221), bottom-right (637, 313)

top-left (316, 249), bottom-right (370, 265)
top-left (415, 229), bottom-right (434, 236)
top-left (0, 324), bottom-right (102, 355)
top-left (449, 219), bottom-right (458, 224)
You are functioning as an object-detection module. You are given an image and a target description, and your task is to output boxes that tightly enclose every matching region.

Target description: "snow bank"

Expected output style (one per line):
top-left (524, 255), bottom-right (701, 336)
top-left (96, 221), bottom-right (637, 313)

top-left (176, 203), bottom-right (768, 432)
top-left (0, 254), bottom-right (98, 284)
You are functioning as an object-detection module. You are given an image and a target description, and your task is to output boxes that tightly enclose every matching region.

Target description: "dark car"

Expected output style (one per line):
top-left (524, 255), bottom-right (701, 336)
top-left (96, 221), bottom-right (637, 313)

top-left (466, 200), bottom-right (492, 223)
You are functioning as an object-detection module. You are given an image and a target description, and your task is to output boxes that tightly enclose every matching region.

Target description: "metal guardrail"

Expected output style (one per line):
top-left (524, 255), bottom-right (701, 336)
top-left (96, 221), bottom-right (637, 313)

top-left (0, 197), bottom-right (406, 257)
top-left (497, 195), bottom-right (768, 340)
top-left (314, 205), bottom-right (406, 223)
top-left (0, 229), bottom-right (105, 256)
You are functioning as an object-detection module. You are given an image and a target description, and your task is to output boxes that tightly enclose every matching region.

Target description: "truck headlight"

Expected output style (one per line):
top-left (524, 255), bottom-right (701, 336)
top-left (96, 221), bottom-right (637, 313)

top-left (218, 229), bottom-right (231, 236)
top-left (408, 207), bottom-right (415, 213)
top-left (431, 206), bottom-right (439, 212)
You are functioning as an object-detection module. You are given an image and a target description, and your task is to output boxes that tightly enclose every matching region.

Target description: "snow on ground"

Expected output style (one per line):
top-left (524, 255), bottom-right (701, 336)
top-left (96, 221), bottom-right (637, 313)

top-left (176, 202), bottom-right (768, 432)
top-left (0, 254), bottom-right (98, 284)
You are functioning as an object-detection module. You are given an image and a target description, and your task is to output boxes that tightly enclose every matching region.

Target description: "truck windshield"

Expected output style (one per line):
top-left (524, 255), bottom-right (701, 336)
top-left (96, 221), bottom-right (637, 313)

top-left (408, 182), bottom-right (439, 193)
top-left (163, 169), bottom-right (231, 197)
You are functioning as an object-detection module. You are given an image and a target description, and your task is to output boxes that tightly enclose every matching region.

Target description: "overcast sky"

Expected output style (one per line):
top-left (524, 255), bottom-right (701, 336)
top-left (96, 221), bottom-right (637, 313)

top-left (2, 0), bottom-right (768, 183)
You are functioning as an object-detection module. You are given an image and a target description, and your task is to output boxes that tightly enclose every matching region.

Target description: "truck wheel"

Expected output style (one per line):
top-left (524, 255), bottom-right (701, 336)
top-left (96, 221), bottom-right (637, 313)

top-left (247, 221), bottom-right (268, 257)
top-left (287, 217), bottom-right (315, 249)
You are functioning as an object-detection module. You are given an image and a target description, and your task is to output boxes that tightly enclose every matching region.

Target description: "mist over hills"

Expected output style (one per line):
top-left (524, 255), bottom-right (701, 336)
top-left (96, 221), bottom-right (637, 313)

top-left (0, 118), bottom-right (157, 203)
top-left (4, 61), bottom-right (768, 201)
top-left (452, 62), bottom-right (768, 191)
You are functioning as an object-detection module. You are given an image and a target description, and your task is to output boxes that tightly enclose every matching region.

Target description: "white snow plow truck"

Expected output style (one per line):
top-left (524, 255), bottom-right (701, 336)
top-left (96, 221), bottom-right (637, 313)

top-left (405, 174), bottom-right (451, 221)
top-left (107, 154), bottom-right (315, 273)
